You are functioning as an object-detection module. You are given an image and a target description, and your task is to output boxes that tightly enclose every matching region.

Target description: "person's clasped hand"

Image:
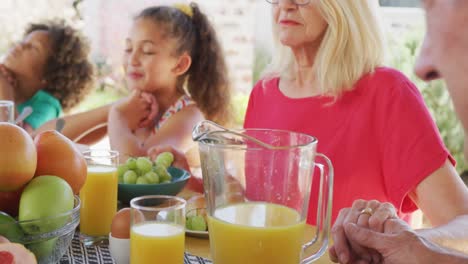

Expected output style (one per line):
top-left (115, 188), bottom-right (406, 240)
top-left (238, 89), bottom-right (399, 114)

top-left (330, 199), bottom-right (398, 263)
top-left (114, 90), bottom-right (158, 130)
top-left (343, 216), bottom-right (445, 264)
top-left (138, 91), bottom-right (158, 128)
top-left (0, 65), bottom-right (16, 100)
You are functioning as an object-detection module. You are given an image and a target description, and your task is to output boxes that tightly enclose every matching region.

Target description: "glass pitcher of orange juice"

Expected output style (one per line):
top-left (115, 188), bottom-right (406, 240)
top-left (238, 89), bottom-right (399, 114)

top-left (193, 121), bottom-right (333, 264)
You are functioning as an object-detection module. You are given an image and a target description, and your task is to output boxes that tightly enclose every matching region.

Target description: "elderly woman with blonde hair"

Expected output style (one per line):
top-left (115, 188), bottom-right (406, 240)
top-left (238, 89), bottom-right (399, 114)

top-left (243, 0), bottom-right (468, 262)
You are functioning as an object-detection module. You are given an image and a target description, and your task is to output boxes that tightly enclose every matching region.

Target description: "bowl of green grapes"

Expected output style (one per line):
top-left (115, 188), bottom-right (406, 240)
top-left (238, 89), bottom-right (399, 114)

top-left (117, 152), bottom-right (190, 204)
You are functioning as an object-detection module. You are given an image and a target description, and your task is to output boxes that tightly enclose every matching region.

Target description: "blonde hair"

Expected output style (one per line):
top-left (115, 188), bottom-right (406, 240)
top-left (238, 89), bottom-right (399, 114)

top-left (264, 0), bottom-right (385, 97)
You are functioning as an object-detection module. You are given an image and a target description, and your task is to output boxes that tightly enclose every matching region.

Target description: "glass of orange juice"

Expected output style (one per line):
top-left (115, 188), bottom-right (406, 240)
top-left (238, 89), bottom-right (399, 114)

top-left (80, 149), bottom-right (119, 246)
top-left (130, 195), bottom-right (186, 264)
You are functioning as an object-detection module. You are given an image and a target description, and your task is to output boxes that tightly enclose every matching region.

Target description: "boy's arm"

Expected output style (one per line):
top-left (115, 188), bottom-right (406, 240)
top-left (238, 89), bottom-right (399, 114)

top-left (34, 103), bottom-right (112, 144)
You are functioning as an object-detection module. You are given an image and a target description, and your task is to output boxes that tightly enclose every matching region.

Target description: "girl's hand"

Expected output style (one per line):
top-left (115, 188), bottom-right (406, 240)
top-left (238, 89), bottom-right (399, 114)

top-left (148, 145), bottom-right (190, 172)
top-left (0, 74), bottom-right (15, 101)
top-left (148, 145), bottom-right (203, 193)
top-left (114, 91), bottom-right (155, 130)
top-left (138, 92), bottom-right (158, 128)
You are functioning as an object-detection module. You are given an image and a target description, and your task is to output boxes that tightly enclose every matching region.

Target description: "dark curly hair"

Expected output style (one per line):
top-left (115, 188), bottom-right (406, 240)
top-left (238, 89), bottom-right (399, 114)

top-left (137, 3), bottom-right (232, 125)
top-left (25, 20), bottom-right (94, 112)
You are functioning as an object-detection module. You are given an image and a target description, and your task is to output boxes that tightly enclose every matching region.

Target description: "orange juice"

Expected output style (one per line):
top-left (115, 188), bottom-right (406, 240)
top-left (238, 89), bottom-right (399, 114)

top-left (79, 165), bottom-right (118, 236)
top-left (208, 202), bottom-right (306, 264)
top-left (130, 222), bottom-right (185, 264)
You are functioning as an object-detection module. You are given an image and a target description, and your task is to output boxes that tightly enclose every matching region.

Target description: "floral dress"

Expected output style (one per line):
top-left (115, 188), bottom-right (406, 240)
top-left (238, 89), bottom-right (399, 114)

top-left (154, 94), bottom-right (195, 131)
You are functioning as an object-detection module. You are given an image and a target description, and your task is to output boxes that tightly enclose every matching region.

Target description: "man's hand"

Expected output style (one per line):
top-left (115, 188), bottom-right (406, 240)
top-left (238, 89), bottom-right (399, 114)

top-left (344, 218), bottom-right (450, 264)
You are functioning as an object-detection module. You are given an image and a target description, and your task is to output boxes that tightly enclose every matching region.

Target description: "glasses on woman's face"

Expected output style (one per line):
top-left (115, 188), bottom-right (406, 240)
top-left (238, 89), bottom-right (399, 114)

top-left (266, 0), bottom-right (310, 5)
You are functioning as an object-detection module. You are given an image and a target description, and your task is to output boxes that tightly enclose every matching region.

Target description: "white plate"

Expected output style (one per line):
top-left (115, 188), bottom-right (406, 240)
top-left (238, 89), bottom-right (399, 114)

top-left (186, 229), bottom-right (209, 239)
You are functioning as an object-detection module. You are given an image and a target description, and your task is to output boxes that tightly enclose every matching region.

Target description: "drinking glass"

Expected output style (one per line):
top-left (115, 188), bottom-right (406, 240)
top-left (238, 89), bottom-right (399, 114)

top-left (130, 195), bottom-right (186, 264)
top-left (0, 100), bottom-right (14, 123)
top-left (80, 150), bottom-right (119, 245)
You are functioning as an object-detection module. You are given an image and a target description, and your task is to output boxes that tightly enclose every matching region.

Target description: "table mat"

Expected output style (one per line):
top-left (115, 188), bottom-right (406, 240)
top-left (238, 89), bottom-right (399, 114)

top-left (59, 233), bottom-right (212, 264)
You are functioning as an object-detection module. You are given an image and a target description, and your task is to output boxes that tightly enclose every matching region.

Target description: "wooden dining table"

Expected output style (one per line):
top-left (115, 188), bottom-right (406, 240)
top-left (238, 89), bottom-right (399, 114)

top-left (185, 224), bottom-right (333, 264)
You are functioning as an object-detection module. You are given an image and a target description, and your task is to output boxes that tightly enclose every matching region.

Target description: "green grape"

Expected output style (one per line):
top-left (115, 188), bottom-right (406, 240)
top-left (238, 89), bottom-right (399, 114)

top-left (136, 176), bottom-right (150, 185)
top-left (123, 170), bottom-right (138, 184)
top-left (190, 215), bottom-right (207, 231)
top-left (136, 157), bottom-right (153, 173)
top-left (134, 168), bottom-right (145, 177)
top-left (153, 165), bottom-right (172, 182)
top-left (166, 211), bottom-right (175, 222)
top-left (186, 216), bottom-right (193, 230)
top-left (160, 171), bottom-right (172, 182)
top-left (143, 171), bottom-right (159, 184)
top-left (155, 152), bottom-right (174, 168)
top-left (126, 157), bottom-right (137, 170)
top-left (117, 164), bottom-right (128, 183)
top-left (118, 164), bottom-right (129, 177)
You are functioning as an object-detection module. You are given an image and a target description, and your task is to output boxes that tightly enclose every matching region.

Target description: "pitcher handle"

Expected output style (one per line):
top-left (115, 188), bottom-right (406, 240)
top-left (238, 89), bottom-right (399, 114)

top-left (302, 153), bottom-right (334, 264)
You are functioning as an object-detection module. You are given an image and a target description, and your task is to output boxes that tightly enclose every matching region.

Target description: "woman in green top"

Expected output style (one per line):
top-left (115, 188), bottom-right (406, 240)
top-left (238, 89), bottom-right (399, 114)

top-left (0, 19), bottom-right (94, 132)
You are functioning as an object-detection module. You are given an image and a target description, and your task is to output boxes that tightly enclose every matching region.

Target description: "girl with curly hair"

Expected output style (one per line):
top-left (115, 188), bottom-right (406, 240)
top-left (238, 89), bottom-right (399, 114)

top-left (108, 2), bottom-right (232, 161)
top-left (0, 19), bottom-right (93, 132)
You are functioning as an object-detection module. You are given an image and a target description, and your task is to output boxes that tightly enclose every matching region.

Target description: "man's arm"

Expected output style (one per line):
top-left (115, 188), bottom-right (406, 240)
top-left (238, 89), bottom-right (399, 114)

top-left (344, 219), bottom-right (468, 264)
top-left (410, 160), bottom-right (468, 253)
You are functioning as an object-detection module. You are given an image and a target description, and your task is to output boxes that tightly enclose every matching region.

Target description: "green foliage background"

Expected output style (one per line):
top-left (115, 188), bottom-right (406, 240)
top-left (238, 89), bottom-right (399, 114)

top-left (386, 28), bottom-right (467, 173)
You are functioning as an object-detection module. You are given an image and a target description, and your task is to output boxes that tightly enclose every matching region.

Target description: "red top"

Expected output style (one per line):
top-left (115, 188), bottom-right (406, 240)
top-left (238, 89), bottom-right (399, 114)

top-left (244, 67), bottom-right (454, 224)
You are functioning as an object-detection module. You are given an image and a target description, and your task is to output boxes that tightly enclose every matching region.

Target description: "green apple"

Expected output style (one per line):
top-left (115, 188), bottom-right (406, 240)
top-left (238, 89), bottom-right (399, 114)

top-left (27, 238), bottom-right (57, 261)
top-left (19, 176), bottom-right (74, 235)
top-left (0, 211), bottom-right (24, 242)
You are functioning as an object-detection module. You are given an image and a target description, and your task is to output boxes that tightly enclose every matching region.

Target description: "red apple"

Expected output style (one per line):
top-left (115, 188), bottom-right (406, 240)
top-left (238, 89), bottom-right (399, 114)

top-left (0, 188), bottom-right (23, 217)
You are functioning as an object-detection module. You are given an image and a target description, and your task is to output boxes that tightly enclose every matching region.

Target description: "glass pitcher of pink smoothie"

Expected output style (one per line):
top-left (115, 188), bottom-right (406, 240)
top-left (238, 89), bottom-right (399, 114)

top-left (193, 121), bottom-right (334, 264)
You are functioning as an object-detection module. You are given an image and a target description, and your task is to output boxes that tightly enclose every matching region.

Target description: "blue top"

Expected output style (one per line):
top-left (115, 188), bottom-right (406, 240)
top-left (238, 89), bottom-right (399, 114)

top-left (17, 90), bottom-right (62, 129)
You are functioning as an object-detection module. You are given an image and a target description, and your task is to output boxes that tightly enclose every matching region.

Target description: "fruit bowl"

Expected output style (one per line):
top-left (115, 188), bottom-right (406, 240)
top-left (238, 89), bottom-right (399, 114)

top-left (118, 167), bottom-right (190, 204)
top-left (0, 195), bottom-right (80, 264)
